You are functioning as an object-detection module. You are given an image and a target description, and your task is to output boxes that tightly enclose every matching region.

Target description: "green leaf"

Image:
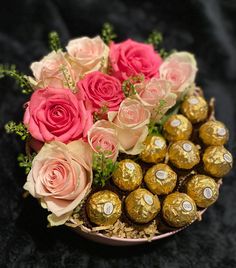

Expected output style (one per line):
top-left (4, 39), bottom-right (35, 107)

top-left (0, 64), bottom-right (33, 94)
top-left (48, 31), bottom-right (62, 52)
top-left (101, 23), bottom-right (117, 45)
top-left (17, 153), bottom-right (36, 174)
top-left (5, 121), bottom-right (29, 140)
top-left (122, 74), bottom-right (144, 97)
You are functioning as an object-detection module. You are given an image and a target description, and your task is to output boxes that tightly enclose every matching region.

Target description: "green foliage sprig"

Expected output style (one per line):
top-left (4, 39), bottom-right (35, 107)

top-left (60, 64), bottom-right (76, 92)
top-left (5, 121), bottom-right (29, 140)
top-left (0, 64), bottom-right (33, 94)
top-left (93, 105), bottom-right (108, 122)
top-left (101, 23), bottom-right (117, 45)
top-left (48, 31), bottom-right (62, 52)
top-left (92, 151), bottom-right (117, 187)
top-left (147, 30), bottom-right (170, 59)
top-left (17, 153), bottom-right (36, 174)
top-left (122, 74), bottom-right (144, 97)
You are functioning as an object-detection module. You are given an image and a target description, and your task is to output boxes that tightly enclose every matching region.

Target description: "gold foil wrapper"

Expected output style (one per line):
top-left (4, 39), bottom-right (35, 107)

top-left (181, 95), bottom-right (208, 123)
top-left (144, 163), bottom-right (177, 195)
top-left (125, 188), bottom-right (161, 224)
top-left (86, 190), bottom-right (122, 226)
top-left (112, 159), bottom-right (143, 191)
top-left (186, 174), bottom-right (219, 208)
top-left (168, 140), bottom-right (200, 169)
top-left (162, 192), bottom-right (197, 228)
top-left (163, 114), bottom-right (192, 142)
top-left (140, 135), bottom-right (167, 163)
top-left (203, 146), bottom-right (233, 177)
top-left (199, 120), bottom-right (229, 146)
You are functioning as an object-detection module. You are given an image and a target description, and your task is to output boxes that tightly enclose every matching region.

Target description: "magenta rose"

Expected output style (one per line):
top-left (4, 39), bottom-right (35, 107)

top-left (77, 71), bottom-right (125, 112)
top-left (109, 39), bottom-right (162, 81)
top-left (24, 87), bottom-right (93, 143)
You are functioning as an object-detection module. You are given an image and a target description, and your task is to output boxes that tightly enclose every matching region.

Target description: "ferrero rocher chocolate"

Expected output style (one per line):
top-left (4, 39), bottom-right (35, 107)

top-left (144, 163), bottom-right (177, 195)
top-left (162, 192), bottom-right (197, 228)
top-left (112, 159), bottom-right (143, 191)
top-left (181, 95), bottom-right (208, 123)
top-left (199, 120), bottom-right (229, 146)
top-left (163, 114), bottom-right (192, 142)
top-left (140, 135), bottom-right (167, 163)
top-left (186, 174), bottom-right (219, 208)
top-left (168, 140), bottom-right (200, 169)
top-left (203, 146), bottom-right (233, 177)
top-left (125, 188), bottom-right (161, 224)
top-left (86, 190), bottom-right (122, 226)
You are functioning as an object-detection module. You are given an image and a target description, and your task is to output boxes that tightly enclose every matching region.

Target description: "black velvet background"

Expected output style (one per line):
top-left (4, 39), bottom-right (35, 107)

top-left (0, 0), bottom-right (236, 267)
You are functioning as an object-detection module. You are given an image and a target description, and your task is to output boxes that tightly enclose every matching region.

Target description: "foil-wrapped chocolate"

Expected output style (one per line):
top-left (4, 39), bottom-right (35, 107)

top-left (140, 135), bottom-right (167, 163)
top-left (203, 146), bottom-right (233, 177)
top-left (185, 174), bottom-right (219, 208)
top-left (86, 190), bottom-right (122, 226)
top-left (162, 192), bottom-right (197, 228)
top-left (112, 159), bottom-right (143, 191)
top-left (125, 188), bottom-right (161, 224)
top-left (144, 163), bottom-right (177, 195)
top-left (168, 140), bottom-right (200, 169)
top-left (181, 95), bottom-right (208, 123)
top-left (199, 120), bottom-right (229, 146)
top-left (163, 114), bottom-right (192, 142)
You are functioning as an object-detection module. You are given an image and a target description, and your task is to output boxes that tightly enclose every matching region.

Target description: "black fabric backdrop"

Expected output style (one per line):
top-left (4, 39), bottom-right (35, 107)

top-left (0, 0), bottom-right (236, 267)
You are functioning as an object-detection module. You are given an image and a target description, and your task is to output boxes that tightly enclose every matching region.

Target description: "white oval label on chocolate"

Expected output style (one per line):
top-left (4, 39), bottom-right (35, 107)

top-left (144, 194), bottom-right (153, 205)
top-left (217, 128), bottom-right (226, 136)
top-left (103, 202), bottom-right (114, 215)
top-left (154, 139), bottom-right (164, 148)
top-left (125, 162), bottom-right (135, 171)
top-left (170, 119), bottom-right (181, 127)
top-left (182, 143), bottom-right (192, 152)
top-left (182, 201), bottom-right (193, 211)
top-left (188, 97), bottom-right (199, 105)
top-left (203, 187), bottom-right (213, 199)
top-left (223, 153), bottom-right (232, 163)
top-left (155, 170), bottom-right (168, 180)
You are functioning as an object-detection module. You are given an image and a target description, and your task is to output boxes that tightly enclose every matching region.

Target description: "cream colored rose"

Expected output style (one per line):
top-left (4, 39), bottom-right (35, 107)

top-left (159, 52), bottom-right (197, 97)
top-left (108, 98), bottom-right (150, 155)
top-left (30, 50), bottom-right (77, 89)
top-left (66, 36), bottom-right (109, 77)
top-left (88, 120), bottom-right (119, 162)
top-left (135, 78), bottom-right (177, 121)
top-left (23, 140), bottom-right (92, 226)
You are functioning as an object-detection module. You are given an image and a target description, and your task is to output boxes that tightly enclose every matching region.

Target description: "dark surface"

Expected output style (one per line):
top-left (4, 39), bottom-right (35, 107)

top-left (0, 0), bottom-right (236, 267)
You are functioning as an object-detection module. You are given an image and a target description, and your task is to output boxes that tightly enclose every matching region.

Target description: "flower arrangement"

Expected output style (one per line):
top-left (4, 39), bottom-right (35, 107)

top-left (2, 24), bottom-right (233, 244)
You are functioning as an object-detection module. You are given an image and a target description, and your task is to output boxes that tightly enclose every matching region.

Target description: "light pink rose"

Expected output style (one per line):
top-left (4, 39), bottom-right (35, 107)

top-left (108, 98), bottom-right (150, 155)
top-left (159, 52), bottom-right (197, 97)
top-left (135, 78), bottom-right (177, 121)
top-left (77, 71), bottom-right (125, 113)
top-left (88, 120), bottom-right (119, 162)
top-left (23, 140), bottom-right (92, 225)
top-left (30, 50), bottom-right (77, 89)
top-left (23, 87), bottom-right (93, 143)
top-left (109, 39), bottom-right (163, 82)
top-left (66, 36), bottom-right (109, 77)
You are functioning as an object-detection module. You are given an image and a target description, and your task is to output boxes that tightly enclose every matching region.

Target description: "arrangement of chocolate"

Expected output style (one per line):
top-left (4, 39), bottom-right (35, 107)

top-left (80, 94), bottom-right (232, 237)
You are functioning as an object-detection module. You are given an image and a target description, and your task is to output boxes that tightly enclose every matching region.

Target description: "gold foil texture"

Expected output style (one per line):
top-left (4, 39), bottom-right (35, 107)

top-left (144, 163), bottom-right (177, 195)
top-left (125, 188), bottom-right (161, 224)
top-left (86, 190), bottom-right (122, 226)
top-left (162, 192), bottom-right (197, 228)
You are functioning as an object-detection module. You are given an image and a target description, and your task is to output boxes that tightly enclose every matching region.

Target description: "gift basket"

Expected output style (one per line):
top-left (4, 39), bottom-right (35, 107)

top-left (2, 24), bottom-right (233, 246)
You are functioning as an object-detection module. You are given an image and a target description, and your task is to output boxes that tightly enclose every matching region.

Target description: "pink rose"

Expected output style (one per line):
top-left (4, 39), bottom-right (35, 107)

top-left (30, 51), bottom-right (77, 89)
top-left (109, 39), bottom-right (162, 81)
top-left (24, 87), bottom-right (93, 143)
top-left (159, 52), bottom-right (197, 96)
top-left (77, 71), bottom-right (125, 112)
top-left (88, 120), bottom-right (119, 162)
top-left (108, 98), bottom-right (150, 155)
top-left (66, 36), bottom-right (109, 77)
top-left (23, 140), bottom-right (92, 225)
top-left (135, 78), bottom-right (177, 121)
